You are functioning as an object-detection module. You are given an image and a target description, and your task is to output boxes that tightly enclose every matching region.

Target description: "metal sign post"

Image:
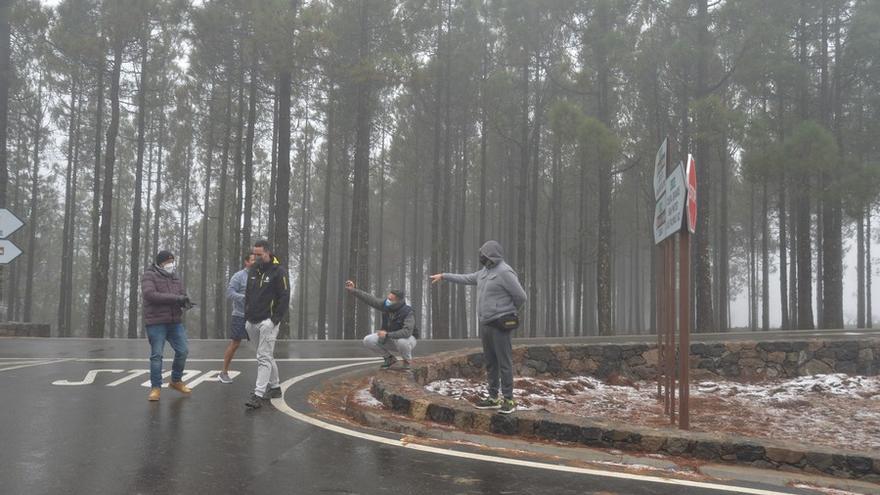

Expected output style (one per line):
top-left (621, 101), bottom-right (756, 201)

top-left (678, 154), bottom-right (697, 430)
top-left (653, 141), bottom-right (694, 430)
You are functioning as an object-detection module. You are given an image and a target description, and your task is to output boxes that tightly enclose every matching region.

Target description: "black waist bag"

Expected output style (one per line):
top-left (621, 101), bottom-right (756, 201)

top-left (490, 313), bottom-right (519, 332)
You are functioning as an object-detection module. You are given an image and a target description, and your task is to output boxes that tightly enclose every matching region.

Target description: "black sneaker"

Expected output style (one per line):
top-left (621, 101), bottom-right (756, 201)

top-left (499, 398), bottom-right (517, 414)
top-left (474, 397), bottom-right (502, 410)
top-left (245, 393), bottom-right (265, 409)
top-left (380, 356), bottom-right (398, 370)
top-left (268, 386), bottom-right (282, 399)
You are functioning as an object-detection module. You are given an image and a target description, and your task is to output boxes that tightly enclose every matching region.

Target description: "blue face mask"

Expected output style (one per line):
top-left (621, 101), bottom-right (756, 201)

top-left (384, 298), bottom-right (394, 308)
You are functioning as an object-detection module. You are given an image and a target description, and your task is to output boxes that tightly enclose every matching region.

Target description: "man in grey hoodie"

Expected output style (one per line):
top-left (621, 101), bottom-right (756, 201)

top-left (431, 240), bottom-right (527, 414)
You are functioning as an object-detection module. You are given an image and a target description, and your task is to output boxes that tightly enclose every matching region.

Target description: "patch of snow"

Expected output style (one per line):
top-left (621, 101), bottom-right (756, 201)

top-left (352, 387), bottom-right (385, 408)
top-left (424, 374), bottom-right (880, 451)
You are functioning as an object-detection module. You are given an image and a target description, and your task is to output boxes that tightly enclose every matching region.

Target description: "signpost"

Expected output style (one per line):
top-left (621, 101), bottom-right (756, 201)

top-left (0, 209), bottom-right (24, 240)
top-left (653, 162), bottom-right (686, 244)
top-left (0, 209), bottom-right (24, 265)
top-left (686, 154), bottom-right (697, 234)
top-left (0, 239), bottom-right (22, 265)
top-left (653, 141), bottom-right (694, 430)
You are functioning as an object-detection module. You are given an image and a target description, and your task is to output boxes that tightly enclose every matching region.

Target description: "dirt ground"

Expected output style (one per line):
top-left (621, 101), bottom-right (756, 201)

top-left (424, 374), bottom-right (880, 452)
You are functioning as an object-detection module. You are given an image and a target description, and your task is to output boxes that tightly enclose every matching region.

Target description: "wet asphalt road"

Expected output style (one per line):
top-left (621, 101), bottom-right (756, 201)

top-left (2, 330), bottom-right (876, 495)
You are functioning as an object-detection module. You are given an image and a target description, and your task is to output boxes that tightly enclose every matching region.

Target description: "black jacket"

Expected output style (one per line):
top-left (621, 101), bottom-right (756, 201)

top-left (244, 256), bottom-right (290, 325)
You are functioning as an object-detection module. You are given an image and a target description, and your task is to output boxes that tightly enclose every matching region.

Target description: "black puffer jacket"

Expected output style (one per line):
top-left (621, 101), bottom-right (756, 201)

top-left (244, 256), bottom-right (290, 324)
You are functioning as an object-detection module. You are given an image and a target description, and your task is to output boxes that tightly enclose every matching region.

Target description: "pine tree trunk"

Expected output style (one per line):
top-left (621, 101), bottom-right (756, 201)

top-left (858, 209), bottom-right (865, 328)
top-left (789, 193), bottom-right (799, 329)
top-left (230, 49), bottom-right (246, 278)
top-left (242, 53), bottom-right (257, 258)
top-left (317, 101), bottom-right (334, 341)
top-left (87, 39), bottom-right (105, 337)
top-left (694, 0), bottom-right (715, 333)
top-left (214, 75), bottom-right (233, 339)
top-left (127, 31), bottom-right (149, 339)
top-left (797, 192), bottom-right (814, 329)
top-left (58, 75), bottom-right (79, 336)
top-left (153, 112), bottom-right (164, 259)
top-left (761, 182), bottom-right (770, 330)
top-left (200, 84), bottom-right (217, 340)
top-left (274, 67), bottom-right (293, 338)
top-left (347, 0), bottom-right (372, 340)
top-left (92, 38), bottom-right (123, 337)
top-left (0, 0), bottom-right (10, 209)
top-left (779, 177), bottom-right (789, 329)
top-left (867, 206), bottom-right (873, 328)
top-left (23, 77), bottom-right (43, 323)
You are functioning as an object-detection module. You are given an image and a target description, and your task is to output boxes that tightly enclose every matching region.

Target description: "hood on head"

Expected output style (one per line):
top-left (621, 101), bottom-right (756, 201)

top-left (479, 240), bottom-right (504, 264)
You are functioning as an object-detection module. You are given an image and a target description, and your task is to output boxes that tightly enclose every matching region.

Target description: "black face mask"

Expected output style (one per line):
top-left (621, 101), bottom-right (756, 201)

top-left (479, 254), bottom-right (493, 268)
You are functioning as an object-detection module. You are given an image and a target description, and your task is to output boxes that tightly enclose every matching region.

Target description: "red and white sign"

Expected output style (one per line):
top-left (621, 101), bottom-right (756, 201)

top-left (686, 154), bottom-right (697, 234)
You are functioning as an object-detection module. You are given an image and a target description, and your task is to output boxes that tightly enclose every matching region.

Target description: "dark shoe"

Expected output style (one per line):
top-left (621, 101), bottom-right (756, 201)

top-left (473, 397), bottom-right (502, 410)
top-left (380, 356), bottom-right (398, 370)
top-left (499, 398), bottom-right (517, 414)
top-left (268, 386), bottom-right (282, 399)
top-left (245, 393), bottom-right (265, 409)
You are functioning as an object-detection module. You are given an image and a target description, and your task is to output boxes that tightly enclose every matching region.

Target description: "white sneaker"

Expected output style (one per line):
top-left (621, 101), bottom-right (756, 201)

top-left (218, 371), bottom-right (234, 384)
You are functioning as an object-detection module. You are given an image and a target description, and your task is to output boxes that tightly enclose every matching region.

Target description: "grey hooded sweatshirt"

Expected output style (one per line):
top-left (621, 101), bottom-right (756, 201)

top-left (442, 240), bottom-right (527, 324)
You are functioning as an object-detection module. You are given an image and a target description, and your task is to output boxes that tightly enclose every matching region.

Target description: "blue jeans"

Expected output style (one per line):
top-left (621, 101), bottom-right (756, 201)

top-left (147, 323), bottom-right (189, 388)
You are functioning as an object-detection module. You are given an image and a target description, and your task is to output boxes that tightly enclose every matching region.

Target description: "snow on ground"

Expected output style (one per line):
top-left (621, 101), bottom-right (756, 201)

top-left (425, 374), bottom-right (880, 452)
top-left (352, 386), bottom-right (385, 409)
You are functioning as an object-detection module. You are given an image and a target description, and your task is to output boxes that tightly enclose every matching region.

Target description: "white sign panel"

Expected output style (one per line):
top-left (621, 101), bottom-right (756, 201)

top-left (0, 208), bottom-right (24, 239)
top-left (654, 138), bottom-right (668, 201)
top-left (0, 239), bottom-right (23, 264)
top-left (653, 162), bottom-right (686, 244)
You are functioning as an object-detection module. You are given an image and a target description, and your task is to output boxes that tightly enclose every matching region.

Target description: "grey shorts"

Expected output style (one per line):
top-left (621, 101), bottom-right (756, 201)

top-left (229, 316), bottom-right (249, 341)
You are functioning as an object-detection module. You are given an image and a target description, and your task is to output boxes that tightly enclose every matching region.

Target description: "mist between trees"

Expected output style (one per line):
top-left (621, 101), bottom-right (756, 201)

top-left (0, 0), bottom-right (878, 339)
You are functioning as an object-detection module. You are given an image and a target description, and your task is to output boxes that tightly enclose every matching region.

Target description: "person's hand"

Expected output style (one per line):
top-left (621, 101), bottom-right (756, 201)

top-left (377, 330), bottom-right (387, 339)
top-left (345, 280), bottom-right (355, 290)
top-left (429, 273), bottom-right (443, 284)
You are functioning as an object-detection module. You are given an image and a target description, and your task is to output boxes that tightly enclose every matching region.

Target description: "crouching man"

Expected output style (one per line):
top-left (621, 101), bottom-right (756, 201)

top-left (345, 280), bottom-right (418, 370)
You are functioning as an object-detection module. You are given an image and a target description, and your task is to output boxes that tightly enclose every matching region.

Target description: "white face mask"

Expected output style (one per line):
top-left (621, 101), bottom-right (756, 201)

top-left (163, 262), bottom-right (176, 273)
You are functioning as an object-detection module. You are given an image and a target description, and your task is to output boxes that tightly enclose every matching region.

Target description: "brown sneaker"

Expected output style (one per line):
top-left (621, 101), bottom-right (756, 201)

top-left (148, 387), bottom-right (161, 401)
top-left (168, 381), bottom-right (192, 394)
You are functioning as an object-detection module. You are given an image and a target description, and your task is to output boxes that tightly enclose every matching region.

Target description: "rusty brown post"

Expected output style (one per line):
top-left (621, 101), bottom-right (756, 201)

top-left (667, 242), bottom-right (673, 415)
top-left (657, 242), bottom-right (664, 403)
top-left (679, 230), bottom-right (691, 429)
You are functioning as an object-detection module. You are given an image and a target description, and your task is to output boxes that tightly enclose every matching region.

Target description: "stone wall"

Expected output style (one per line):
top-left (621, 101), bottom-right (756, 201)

top-left (367, 337), bottom-right (880, 482)
top-left (0, 322), bottom-right (51, 337)
top-left (410, 339), bottom-right (880, 386)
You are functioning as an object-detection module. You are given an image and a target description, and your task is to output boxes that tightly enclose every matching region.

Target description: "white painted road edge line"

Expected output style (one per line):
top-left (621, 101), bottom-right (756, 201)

top-left (0, 359), bottom-right (72, 372)
top-left (271, 362), bottom-right (800, 495)
top-left (0, 357), bottom-right (382, 363)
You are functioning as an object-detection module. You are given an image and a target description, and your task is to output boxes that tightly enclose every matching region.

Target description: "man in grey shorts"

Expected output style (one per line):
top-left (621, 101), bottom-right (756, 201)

top-left (219, 253), bottom-right (255, 383)
top-left (345, 280), bottom-right (418, 370)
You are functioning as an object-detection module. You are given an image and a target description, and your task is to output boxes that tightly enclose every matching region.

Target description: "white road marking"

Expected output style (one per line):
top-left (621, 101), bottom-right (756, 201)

top-left (272, 363), bottom-right (802, 495)
top-left (185, 370), bottom-right (241, 389)
top-left (52, 369), bottom-right (125, 385)
top-left (0, 357), bottom-right (382, 363)
top-left (105, 369), bottom-right (151, 387)
top-left (0, 359), bottom-right (71, 372)
top-left (140, 369), bottom-right (202, 388)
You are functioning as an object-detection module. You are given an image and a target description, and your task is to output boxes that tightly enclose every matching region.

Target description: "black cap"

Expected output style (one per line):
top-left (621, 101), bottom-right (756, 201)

top-left (156, 250), bottom-right (175, 265)
top-left (390, 289), bottom-right (406, 301)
